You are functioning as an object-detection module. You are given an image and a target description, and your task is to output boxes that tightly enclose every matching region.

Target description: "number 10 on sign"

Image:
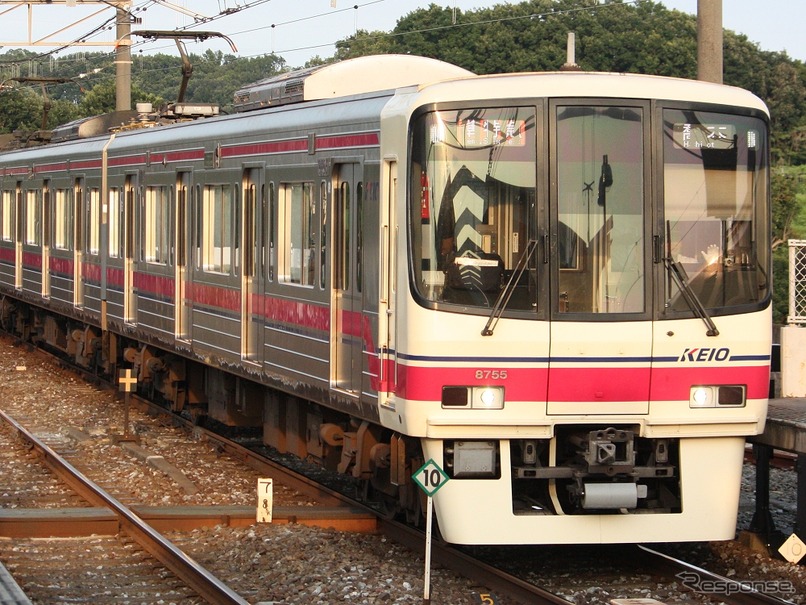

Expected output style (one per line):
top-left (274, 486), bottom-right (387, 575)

top-left (412, 460), bottom-right (449, 603)
top-left (412, 459), bottom-right (449, 497)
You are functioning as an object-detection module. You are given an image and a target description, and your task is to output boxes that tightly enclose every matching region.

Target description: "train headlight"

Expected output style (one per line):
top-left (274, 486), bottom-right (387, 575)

top-left (441, 386), bottom-right (505, 409)
top-left (474, 386), bottom-right (504, 409)
top-left (690, 385), bottom-right (746, 408)
top-left (690, 386), bottom-right (714, 407)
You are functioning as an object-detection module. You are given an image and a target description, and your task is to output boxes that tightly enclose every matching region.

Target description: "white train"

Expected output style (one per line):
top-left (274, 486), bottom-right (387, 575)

top-left (0, 55), bottom-right (771, 544)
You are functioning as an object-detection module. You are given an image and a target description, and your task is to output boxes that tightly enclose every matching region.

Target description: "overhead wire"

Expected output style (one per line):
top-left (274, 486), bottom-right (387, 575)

top-left (0, 0), bottom-right (644, 99)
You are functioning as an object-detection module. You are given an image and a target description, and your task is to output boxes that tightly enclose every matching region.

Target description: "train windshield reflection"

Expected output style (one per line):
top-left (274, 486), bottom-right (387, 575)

top-left (663, 109), bottom-right (770, 312)
top-left (409, 107), bottom-right (538, 311)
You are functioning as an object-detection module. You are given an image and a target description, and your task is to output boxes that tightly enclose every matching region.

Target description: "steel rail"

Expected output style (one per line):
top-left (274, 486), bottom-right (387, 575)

top-left (379, 518), bottom-right (573, 605)
top-left (164, 411), bottom-right (349, 507)
top-left (18, 338), bottom-right (354, 507)
top-left (132, 398), bottom-right (574, 604)
top-left (8, 340), bottom-right (790, 605)
top-left (638, 545), bottom-right (797, 605)
top-left (0, 409), bottom-right (249, 605)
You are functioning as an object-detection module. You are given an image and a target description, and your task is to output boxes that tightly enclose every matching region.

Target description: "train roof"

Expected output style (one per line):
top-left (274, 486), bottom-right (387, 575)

top-left (232, 54), bottom-right (475, 112)
top-left (412, 69), bottom-right (769, 115)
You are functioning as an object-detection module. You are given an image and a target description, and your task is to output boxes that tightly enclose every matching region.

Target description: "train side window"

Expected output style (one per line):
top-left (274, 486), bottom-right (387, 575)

top-left (1, 191), bottom-right (12, 242)
top-left (278, 182), bottom-right (315, 286)
top-left (88, 188), bottom-right (101, 255)
top-left (25, 189), bottom-right (42, 246)
top-left (109, 187), bottom-right (122, 258)
top-left (202, 183), bottom-right (234, 273)
top-left (144, 185), bottom-right (171, 265)
top-left (54, 190), bottom-right (73, 250)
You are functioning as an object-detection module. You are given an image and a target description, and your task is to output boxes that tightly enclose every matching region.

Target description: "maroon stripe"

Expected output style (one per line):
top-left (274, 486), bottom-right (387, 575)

top-left (315, 132), bottom-right (379, 150)
top-left (221, 139), bottom-right (308, 158)
top-left (22, 251), bottom-right (42, 269)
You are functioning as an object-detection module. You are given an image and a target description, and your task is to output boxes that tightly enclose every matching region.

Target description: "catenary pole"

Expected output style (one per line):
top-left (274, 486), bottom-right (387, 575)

top-left (697, 0), bottom-right (723, 83)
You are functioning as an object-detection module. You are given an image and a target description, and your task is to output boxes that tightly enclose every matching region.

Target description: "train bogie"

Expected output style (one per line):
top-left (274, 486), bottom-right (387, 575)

top-left (0, 55), bottom-right (772, 545)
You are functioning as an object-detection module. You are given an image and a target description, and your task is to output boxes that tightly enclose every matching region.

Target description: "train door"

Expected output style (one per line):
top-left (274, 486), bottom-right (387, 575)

top-left (123, 175), bottom-right (136, 323)
top-left (240, 168), bottom-right (261, 361)
top-left (175, 171), bottom-right (192, 339)
top-left (42, 181), bottom-right (51, 298)
top-left (73, 178), bottom-right (84, 307)
top-left (14, 182), bottom-right (22, 290)
top-left (547, 101), bottom-right (652, 415)
top-left (378, 160), bottom-right (397, 396)
top-left (332, 163), bottom-right (364, 394)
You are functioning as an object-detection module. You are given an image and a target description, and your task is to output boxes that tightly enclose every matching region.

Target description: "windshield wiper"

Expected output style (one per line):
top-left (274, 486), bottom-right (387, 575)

top-left (482, 238), bottom-right (539, 336)
top-left (663, 256), bottom-right (719, 337)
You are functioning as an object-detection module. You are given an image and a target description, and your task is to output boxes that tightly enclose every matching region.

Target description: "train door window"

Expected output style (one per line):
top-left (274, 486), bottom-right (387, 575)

top-left (144, 185), bottom-right (171, 265)
top-left (555, 105), bottom-right (646, 314)
top-left (193, 184), bottom-right (201, 268)
top-left (338, 181), bottom-right (350, 292)
top-left (278, 182), bottom-right (315, 286)
top-left (108, 187), bottom-right (122, 258)
top-left (202, 183), bottom-right (234, 273)
top-left (260, 183), bottom-right (266, 275)
top-left (241, 178), bottom-right (255, 277)
top-left (54, 189), bottom-right (73, 250)
top-left (25, 190), bottom-right (41, 245)
top-left (176, 180), bottom-right (188, 268)
top-left (356, 182), bottom-right (363, 293)
top-left (1, 190), bottom-right (12, 241)
top-left (74, 181), bottom-right (84, 253)
top-left (320, 181), bottom-right (327, 290)
top-left (121, 175), bottom-right (137, 260)
top-left (267, 181), bottom-right (275, 281)
top-left (88, 187), bottom-right (101, 255)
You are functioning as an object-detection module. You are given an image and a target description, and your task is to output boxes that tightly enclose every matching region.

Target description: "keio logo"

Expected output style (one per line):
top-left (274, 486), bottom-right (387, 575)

top-left (679, 347), bottom-right (731, 362)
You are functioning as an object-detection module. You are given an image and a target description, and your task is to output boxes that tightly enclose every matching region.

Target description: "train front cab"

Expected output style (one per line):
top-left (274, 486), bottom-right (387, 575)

top-left (385, 76), bottom-right (771, 544)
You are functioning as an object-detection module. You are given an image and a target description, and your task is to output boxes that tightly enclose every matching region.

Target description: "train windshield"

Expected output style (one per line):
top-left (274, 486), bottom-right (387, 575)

top-left (555, 105), bottom-right (647, 314)
top-left (663, 109), bottom-right (769, 313)
top-left (409, 107), bottom-right (538, 312)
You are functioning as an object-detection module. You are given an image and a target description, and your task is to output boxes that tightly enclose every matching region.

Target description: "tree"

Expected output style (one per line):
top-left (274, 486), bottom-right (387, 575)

top-left (771, 170), bottom-right (802, 251)
top-left (334, 30), bottom-right (396, 61)
top-left (78, 80), bottom-right (162, 116)
top-left (0, 86), bottom-right (43, 133)
top-left (770, 169), bottom-right (804, 324)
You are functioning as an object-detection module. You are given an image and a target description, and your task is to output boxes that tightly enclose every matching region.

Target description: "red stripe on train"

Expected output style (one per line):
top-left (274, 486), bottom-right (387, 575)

top-left (393, 363), bottom-right (769, 403)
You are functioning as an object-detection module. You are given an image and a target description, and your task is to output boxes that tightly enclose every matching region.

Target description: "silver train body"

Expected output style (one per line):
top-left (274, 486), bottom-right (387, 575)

top-left (0, 55), bottom-right (771, 544)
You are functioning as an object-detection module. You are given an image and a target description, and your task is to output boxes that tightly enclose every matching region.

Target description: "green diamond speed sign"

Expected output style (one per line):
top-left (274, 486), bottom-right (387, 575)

top-left (412, 459), bottom-right (449, 496)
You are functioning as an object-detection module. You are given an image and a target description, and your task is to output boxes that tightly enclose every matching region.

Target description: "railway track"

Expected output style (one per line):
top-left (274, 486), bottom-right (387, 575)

top-left (1, 336), bottom-right (802, 605)
top-left (0, 409), bottom-right (249, 605)
top-left (639, 545), bottom-right (797, 605)
top-left (113, 388), bottom-right (802, 605)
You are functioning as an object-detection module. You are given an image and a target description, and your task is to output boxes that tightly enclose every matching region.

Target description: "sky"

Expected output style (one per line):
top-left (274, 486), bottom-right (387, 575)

top-left (0, 0), bottom-right (803, 69)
